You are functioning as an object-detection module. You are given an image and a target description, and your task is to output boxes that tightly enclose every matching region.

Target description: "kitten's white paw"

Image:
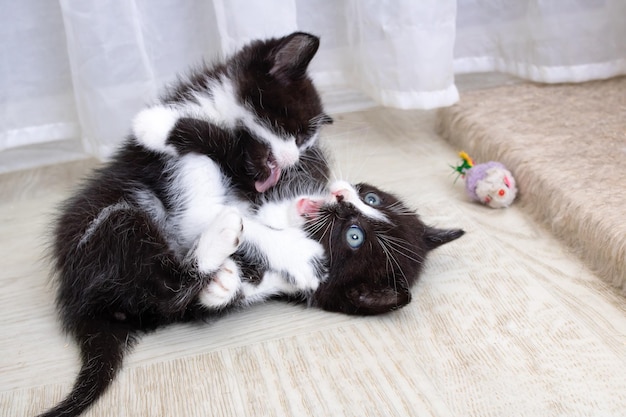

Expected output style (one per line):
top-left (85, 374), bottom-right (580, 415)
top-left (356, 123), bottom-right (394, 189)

top-left (215, 207), bottom-right (243, 254)
top-left (132, 105), bottom-right (180, 155)
top-left (195, 208), bottom-right (243, 273)
top-left (198, 258), bottom-right (241, 309)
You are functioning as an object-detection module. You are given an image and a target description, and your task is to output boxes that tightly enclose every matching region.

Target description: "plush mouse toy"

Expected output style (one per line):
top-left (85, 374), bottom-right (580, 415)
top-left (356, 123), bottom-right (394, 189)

top-left (452, 151), bottom-right (517, 208)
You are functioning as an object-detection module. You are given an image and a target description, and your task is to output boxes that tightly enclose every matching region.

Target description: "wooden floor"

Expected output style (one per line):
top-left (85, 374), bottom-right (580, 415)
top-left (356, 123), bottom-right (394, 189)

top-left (1, 108), bottom-right (625, 416)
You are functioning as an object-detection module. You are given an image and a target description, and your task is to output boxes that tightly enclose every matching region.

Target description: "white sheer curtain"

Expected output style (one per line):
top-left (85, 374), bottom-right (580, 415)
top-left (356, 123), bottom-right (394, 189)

top-left (2, 0), bottom-right (625, 173)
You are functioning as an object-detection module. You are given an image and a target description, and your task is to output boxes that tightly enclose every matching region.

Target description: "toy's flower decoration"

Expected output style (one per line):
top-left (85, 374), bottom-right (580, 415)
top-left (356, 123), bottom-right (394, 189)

top-left (452, 150), bottom-right (474, 178)
top-left (458, 151), bottom-right (474, 167)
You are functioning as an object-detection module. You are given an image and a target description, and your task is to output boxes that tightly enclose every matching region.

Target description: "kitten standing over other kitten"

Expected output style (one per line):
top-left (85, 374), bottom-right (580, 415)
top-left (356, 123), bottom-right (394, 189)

top-left (39, 32), bottom-right (332, 417)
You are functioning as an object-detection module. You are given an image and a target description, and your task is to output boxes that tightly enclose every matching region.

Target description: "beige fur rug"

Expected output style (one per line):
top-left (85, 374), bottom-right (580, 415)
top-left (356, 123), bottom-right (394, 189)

top-left (438, 77), bottom-right (626, 294)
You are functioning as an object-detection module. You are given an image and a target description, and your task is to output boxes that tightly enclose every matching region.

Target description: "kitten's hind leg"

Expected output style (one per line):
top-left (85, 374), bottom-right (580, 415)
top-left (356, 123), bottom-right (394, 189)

top-left (198, 258), bottom-right (242, 309)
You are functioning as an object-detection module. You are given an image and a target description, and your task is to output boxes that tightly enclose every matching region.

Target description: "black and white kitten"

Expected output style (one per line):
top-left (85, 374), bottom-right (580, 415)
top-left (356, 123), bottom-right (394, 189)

top-left (40, 32), bottom-right (331, 417)
top-left (309, 181), bottom-right (464, 315)
top-left (199, 180), bottom-right (465, 315)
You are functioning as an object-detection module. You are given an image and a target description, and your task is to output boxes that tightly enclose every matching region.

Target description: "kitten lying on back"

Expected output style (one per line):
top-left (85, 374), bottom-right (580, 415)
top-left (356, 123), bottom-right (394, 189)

top-left (200, 180), bottom-right (465, 315)
top-left (310, 181), bottom-right (464, 314)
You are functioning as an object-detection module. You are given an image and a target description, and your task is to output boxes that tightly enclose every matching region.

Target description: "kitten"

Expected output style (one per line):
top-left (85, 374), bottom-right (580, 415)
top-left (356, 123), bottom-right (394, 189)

top-left (199, 180), bottom-right (465, 316)
top-left (309, 181), bottom-right (465, 315)
top-left (40, 32), bottom-right (331, 417)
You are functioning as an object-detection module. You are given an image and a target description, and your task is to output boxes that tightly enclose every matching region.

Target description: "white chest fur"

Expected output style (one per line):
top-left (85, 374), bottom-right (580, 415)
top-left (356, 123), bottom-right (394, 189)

top-left (168, 153), bottom-right (233, 247)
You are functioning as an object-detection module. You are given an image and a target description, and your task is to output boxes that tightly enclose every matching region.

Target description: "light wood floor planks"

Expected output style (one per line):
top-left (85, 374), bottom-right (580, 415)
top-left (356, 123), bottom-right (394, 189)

top-left (1, 108), bottom-right (625, 417)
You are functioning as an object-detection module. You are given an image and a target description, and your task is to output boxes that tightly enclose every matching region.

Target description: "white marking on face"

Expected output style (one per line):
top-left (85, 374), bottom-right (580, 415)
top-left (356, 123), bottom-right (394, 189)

top-left (243, 120), bottom-right (300, 168)
top-left (186, 77), bottom-right (302, 169)
top-left (329, 180), bottom-right (389, 223)
top-left (191, 78), bottom-right (247, 129)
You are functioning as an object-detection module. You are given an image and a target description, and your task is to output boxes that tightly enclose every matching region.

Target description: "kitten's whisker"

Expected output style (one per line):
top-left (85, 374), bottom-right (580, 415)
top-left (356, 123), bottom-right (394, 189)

top-left (376, 237), bottom-right (395, 285)
top-left (377, 236), bottom-right (408, 292)
top-left (305, 215), bottom-right (330, 237)
top-left (323, 218), bottom-right (336, 265)
top-left (378, 234), bottom-right (425, 264)
top-left (387, 202), bottom-right (416, 216)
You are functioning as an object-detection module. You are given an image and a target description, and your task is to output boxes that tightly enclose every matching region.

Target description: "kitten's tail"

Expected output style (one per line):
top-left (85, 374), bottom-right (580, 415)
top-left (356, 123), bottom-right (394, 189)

top-left (36, 319), bottom-right (136, 417)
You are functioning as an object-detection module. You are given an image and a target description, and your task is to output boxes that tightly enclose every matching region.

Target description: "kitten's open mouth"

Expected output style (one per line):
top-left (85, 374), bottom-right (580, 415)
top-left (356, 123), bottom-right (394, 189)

top-left (254, 156), bottom-right (282, 193)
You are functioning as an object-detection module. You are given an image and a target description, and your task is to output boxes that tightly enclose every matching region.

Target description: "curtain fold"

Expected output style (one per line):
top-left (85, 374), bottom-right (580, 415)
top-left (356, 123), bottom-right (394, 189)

top-left (454, 0), bottom-right (626, 82)
top-left (345, 0), bottom-right (458, 109)
top-left (0, 0), bottom-right (81, 171)
top-left (1, 0), bottom-right (625, 173)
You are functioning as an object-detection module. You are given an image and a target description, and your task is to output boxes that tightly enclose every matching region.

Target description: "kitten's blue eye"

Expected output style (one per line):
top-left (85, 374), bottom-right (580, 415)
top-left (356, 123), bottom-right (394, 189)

top-left (345, 225), bottom-right (365, 249)
top-left (364, 192), bottom-right (382, 206)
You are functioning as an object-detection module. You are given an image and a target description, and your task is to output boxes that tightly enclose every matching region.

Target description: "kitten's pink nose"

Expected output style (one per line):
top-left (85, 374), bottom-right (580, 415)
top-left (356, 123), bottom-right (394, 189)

top-left (332, 189), bottom-right (347, 202)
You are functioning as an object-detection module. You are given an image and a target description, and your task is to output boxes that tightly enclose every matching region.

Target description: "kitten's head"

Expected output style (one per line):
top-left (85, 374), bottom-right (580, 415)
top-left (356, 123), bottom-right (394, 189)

top-left (229, 32), bottom-right (333, 193)
top-left (301, 181), bottom-right (464, 315)
top-left (148, 32), bottom-right (332, 194)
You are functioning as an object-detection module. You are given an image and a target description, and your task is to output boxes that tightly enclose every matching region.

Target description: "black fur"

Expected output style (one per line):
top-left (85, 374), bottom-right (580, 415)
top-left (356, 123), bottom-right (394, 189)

top-left (39, 32), bottom-right (463, 417)
top-left (309, 183), bottom-right (464, 315)
top-left (39, 32), bottom-right (329, 417)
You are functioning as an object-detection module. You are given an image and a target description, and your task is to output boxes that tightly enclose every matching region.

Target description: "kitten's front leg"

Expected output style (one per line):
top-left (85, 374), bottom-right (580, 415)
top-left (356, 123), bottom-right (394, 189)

top-left (242, 219), bottom-right (327, 293)
top-left (192, 207), bottom-right (243, 274)
top-left (193, 208), bottom-right (245, 309)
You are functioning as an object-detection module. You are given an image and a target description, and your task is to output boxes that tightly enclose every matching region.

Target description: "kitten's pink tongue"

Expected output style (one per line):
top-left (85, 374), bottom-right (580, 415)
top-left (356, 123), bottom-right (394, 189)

top-left (296, 198), bottom-right (323, 218)
top-left (254, 163), bottom-right (281, 193)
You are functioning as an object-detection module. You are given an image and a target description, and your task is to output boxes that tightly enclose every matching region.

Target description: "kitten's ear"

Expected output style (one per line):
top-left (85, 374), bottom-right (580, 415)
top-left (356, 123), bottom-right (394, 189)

top-left (345, 284), bottom-right (411, 315)
top-left (269, 32), bottom-right (320, 83)
top-left (423, 227), bottom-right (465, 251)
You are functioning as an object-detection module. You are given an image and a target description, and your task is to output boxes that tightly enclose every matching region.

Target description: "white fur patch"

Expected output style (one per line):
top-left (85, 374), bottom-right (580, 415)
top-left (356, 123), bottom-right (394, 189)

top-left (254, 198), bottom-right (306, 230)
top-left (168, 154), bottom-right (233, 247)
top-left (241, 270), bottom-right (302, 304)
top-left (133, 189), bottom-right (167, 222)
top-left (241, 218), bottom-right (324, 291)
top-left (132, 105), bottom-right (180, 155)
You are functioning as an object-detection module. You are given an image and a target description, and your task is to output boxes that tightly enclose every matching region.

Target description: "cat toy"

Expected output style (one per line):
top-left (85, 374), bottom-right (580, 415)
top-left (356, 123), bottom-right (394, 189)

top-left (452, 151), bottom-right (517, 208)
